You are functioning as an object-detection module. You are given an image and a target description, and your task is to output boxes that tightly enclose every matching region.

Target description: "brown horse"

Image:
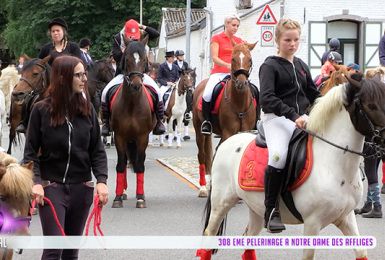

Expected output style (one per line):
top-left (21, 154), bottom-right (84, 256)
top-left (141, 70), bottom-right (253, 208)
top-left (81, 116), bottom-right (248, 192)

top-left (110, 38), bottom-right (156, 208)
top-left (87, 58), bottom-right (115, 114)
top-left (7, 57), bottom-right (51, 154)
top-left (192, 42), bottom-right (258, 197)
top-left (162, 68), bottom-right (196, 148)
top-left (319, 64), bottom-right (349, 95)
top-left (0, 153), bottom-right (34, 260)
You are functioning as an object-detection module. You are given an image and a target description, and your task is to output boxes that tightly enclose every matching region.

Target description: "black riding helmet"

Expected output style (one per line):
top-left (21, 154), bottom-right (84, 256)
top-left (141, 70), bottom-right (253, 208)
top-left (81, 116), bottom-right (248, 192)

top-left (48, 18), bottom-right (68, 31)
top-left (175, 50), bottom-right (185, 56)
top-left (329, 38), bottom-right (340, 50)
top-left (328, 51), bottom-right (343, 64)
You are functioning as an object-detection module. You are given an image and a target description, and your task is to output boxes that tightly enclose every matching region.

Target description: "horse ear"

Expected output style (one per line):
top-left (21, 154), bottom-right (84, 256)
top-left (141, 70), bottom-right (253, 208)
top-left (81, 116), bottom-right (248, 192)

top-left (21, 161), bottom-right (34, 171)
top-left (247, 41), bottom-right (258, 51)
top-left (42, 55), bottom-right (51, 64)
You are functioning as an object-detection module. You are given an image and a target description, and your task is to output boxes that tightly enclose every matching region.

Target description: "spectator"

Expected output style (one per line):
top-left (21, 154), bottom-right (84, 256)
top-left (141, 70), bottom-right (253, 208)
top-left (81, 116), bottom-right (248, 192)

top-left (173, 50), bottom-right (189, 72)
top-left (379, 29), bottom-right (385, 66)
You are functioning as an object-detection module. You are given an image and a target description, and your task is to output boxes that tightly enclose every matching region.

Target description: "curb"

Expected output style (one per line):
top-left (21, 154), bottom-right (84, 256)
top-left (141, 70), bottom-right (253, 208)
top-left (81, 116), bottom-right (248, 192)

top-left (157, 158), bottom-right (200, 189)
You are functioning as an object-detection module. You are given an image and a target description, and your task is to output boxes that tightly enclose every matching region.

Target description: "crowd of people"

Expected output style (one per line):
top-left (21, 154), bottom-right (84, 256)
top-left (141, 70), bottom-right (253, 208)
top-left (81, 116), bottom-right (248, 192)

top-left (0, 14), bottom-right (384, 259)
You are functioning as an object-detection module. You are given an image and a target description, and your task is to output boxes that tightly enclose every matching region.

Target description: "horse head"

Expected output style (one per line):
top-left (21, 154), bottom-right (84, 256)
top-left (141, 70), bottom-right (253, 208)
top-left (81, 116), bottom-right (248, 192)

top-left (13, 56), bottom-right (51, 101)
top-left (178, 68), bottom-right (196, 96)
top-left (231, 42), bottom-right (256, 90)
top-left (345, 72), bottom-right (385, 151)
top-left (0, 153), bottom-right (33, 235)
top-left (120, 35), bottom-right (148, 92)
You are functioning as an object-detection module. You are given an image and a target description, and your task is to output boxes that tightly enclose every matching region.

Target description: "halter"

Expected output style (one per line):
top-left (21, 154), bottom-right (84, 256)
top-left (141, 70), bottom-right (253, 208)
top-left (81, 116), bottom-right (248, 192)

top-left (14, 62), bottom-right (48, 102)
top-left (0, 195), bottom-right (32, 234)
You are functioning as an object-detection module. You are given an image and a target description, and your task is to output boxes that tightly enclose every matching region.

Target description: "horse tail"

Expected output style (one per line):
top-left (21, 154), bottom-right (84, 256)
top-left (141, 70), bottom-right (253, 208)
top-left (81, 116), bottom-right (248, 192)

top-left (202, 190), bottom-right (227, 255)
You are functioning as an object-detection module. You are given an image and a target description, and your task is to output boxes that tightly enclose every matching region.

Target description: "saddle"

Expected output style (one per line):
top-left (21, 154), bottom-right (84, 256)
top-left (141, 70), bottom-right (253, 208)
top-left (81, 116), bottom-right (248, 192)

top-left (107, 83), bottom-right (156, 112)
top-left (238, 121), bottom-right (313, 222)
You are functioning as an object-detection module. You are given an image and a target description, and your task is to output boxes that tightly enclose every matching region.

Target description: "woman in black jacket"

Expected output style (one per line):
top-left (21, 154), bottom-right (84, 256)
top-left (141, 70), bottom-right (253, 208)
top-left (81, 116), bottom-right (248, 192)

top-left (39, 17), bottom-right (85, 65)
top-left (23, 56), bottom-right (108, 259)
top-left (259, 18), bottom-right (319, 233)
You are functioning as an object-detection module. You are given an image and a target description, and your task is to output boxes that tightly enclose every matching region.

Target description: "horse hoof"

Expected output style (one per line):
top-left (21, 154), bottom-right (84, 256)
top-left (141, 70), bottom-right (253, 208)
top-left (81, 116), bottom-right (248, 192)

top-left (160, 143), bottom-right (164, 147)
top-left (167, 145), bottom-right (172, 149)
top-left (112, 196), bottom-right (123, 208)
top-left (198, 186), bottom-right (208, 197)
top-left (122, 193), bottom-right (128, 200)
top-left (176, 145), bottom-right (181, 149)
top-left (136, 199), bottom-right (147, 208)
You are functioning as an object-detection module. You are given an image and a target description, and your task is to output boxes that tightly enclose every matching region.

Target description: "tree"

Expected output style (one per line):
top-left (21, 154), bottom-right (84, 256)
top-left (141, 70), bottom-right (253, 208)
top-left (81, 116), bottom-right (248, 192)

top-left (0, 0), bottom-right (206, 59)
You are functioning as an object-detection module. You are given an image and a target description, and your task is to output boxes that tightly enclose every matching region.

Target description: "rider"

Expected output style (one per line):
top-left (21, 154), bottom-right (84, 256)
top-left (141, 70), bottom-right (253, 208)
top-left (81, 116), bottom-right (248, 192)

top-left (16, 17), bottom-right (85, 133)
top-left (201, 14), bottom-right (244, 135)
top-left (157, 51), bottom-right (180, 101)
top-left (321, 38), bottom-right (341, 65)
top-left (320, 51), bottom-right (343, 78)
top-left (101, 19), bottom-right (165, 136)
top-left (79, 38), bottom-right (93, 68)
top-left (259, 18), bottom-right (319, 233)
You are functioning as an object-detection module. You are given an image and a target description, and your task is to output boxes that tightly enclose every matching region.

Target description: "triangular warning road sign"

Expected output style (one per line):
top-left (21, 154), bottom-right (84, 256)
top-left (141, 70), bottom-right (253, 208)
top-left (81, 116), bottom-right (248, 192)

top-left (256, 4), bottom-right (277, 25)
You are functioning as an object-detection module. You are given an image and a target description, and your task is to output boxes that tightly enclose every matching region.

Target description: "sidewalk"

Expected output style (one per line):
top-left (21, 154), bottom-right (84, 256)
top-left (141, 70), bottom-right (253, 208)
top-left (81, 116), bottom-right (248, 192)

top-left (157, 156), bottom-right (200, 188)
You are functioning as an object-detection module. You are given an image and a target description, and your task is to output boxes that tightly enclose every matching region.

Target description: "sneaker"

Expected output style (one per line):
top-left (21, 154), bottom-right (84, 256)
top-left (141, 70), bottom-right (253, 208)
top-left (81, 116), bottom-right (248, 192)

top-left (153, 121), bottom-right (166, 135)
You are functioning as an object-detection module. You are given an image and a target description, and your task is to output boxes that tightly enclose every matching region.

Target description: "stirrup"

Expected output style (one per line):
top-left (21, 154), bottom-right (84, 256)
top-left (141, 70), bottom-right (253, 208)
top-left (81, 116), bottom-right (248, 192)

top-left (266, 208), bottom-right (285, 233)
top-left (201, 120), bottom-right (212, 135)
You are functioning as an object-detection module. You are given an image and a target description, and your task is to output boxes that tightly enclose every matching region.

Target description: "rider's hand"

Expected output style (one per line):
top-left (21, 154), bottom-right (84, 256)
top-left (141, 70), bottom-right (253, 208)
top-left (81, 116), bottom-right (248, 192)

top-left (32, 184), bottom-right (44, 205)
top-left (96, 183), bottom-right (109, 206)
top-left (295, 115), bottom-right (308, 129)
top-left (226, 63), bottom-right (231, 70)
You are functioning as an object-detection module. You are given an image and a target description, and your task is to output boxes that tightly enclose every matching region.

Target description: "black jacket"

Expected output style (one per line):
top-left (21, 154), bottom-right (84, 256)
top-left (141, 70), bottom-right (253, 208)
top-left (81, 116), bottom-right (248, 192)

top-left (379, 35), bottom-right (385, 66)
top-left (23, 98), bottom-right (108, 185)
top-left (38, 41), bottom-right (85, 65)
top-left (173, 60), bottom-right (189, 72)
top-left (259, 56), bottom-right (319, 122)
top-left (157, 62), bottom-right (180, 86)
top-left (112, 26), bottom-right (160, 74)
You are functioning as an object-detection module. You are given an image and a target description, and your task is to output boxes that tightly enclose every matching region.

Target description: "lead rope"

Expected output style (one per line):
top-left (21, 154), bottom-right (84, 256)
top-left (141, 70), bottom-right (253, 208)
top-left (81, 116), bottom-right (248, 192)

top-left (31, 197), bottom-right (66, 236)
top-left (30, 195), bottom-right (104, 236)
top-left (85, 196), bottom-right (104, 236)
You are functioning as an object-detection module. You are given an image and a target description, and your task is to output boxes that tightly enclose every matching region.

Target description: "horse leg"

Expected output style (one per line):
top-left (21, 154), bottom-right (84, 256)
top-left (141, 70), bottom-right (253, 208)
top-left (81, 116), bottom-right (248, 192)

top-left (132, 136), bottom-right (148, 208)
top-left (241, 209), bottom-right (264, 260)
top-left (334, 211), bottom-right (368, 260)
top-left (176, 117), bottom-right (182, 148)
top-left (196, 132), bottom-right (208, 197)
top-left (112, 137), bottom-right (127, 208)
top-left (302, 219), bottom-right (322, 260)
top-left (204, 134), bottom-right (213, 191)
top-left (197, 182), bottom-right (239, 259)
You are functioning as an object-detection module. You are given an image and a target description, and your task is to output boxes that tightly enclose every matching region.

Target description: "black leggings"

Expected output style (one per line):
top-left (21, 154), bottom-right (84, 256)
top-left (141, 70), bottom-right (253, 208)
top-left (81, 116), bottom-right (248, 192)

top-left (363, 142), bottom-right (380, 185)
top-left (38, 182), bottom-right (94, 260)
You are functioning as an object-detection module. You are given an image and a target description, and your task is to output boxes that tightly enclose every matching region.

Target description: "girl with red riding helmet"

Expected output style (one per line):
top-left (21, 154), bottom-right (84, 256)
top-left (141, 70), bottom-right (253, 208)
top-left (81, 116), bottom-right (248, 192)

top-left (259, 18), bottom-right (319, 233)
top-left (23, 56), bottom-right (108, 259)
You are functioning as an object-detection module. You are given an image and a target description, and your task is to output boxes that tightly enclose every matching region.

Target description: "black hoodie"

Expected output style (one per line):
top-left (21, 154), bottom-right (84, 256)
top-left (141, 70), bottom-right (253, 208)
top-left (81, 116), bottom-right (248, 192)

top-left (259, 56), bottom-right (319, 121)
top-left (23, 98), bottom-right (108, 185)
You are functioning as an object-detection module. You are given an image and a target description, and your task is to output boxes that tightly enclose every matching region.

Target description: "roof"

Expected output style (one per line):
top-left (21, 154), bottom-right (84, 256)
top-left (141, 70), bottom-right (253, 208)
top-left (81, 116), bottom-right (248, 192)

top-left (162, 8), bottom-right (206, 38)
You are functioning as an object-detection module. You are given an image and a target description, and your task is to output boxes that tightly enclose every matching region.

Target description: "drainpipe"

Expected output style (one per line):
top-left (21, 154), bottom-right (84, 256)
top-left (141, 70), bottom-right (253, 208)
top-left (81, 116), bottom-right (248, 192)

top-left (280, 0), bottom-right (285, 18)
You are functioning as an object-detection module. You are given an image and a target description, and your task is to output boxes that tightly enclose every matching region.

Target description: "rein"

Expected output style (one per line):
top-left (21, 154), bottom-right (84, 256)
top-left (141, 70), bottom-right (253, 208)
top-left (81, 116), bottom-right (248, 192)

top-left (302, 128), bottom-right (384, 159)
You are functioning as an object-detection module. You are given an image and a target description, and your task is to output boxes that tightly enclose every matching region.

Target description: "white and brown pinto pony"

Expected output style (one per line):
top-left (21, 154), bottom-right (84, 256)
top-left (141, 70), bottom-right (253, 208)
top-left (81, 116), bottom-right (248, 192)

top-left (197, 75), bottom-right (385, 260)
top-left (162, 68), bottom-right (196, 148)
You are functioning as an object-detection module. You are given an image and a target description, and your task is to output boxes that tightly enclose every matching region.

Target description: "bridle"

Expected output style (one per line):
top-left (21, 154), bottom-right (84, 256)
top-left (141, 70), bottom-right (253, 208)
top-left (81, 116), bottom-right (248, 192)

top-left (13, 62), bottom-right (49, 102)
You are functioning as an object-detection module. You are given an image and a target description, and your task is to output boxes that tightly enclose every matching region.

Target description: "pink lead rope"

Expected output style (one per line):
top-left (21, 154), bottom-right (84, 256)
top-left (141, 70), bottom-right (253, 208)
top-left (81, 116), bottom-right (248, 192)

top-left (31, 195), bottom-right (104, 236)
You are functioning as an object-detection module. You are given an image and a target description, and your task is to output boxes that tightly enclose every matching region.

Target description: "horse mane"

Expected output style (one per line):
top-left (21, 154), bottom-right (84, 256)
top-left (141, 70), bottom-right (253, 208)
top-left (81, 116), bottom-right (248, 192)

top-left (307, 84), bottom-right (346, 133)
top-left (0, 153), bottom-right (33, 214)
top-left (321, 69), bottom-right (348, 95)
top-left (359, 78), bottom-right (385, 105)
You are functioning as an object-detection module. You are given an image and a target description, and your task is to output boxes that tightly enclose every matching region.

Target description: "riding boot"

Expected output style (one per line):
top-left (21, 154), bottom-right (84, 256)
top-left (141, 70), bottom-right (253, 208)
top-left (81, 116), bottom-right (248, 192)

top-left (201, 100), bottom-right (212, 135)
top-left (153, 100), bottom-right (166, 135)
top-left (101, 102), bottom-right (111, 136)
top-left (264, 165), bottom-right (286, 233)
top-left (15, 101), bottom-right (28, 134)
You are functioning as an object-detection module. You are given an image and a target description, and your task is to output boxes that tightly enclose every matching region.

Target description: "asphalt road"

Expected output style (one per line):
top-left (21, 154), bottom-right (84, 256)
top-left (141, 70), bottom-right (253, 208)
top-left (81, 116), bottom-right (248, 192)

top-left (4, 127), bottom-right (384, 260)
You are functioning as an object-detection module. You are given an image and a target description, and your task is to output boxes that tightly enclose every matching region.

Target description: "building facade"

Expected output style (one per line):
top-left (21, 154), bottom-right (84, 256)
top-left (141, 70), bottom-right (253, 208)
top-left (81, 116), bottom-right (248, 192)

top-left (159, 0), bottom-right (385, 85)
